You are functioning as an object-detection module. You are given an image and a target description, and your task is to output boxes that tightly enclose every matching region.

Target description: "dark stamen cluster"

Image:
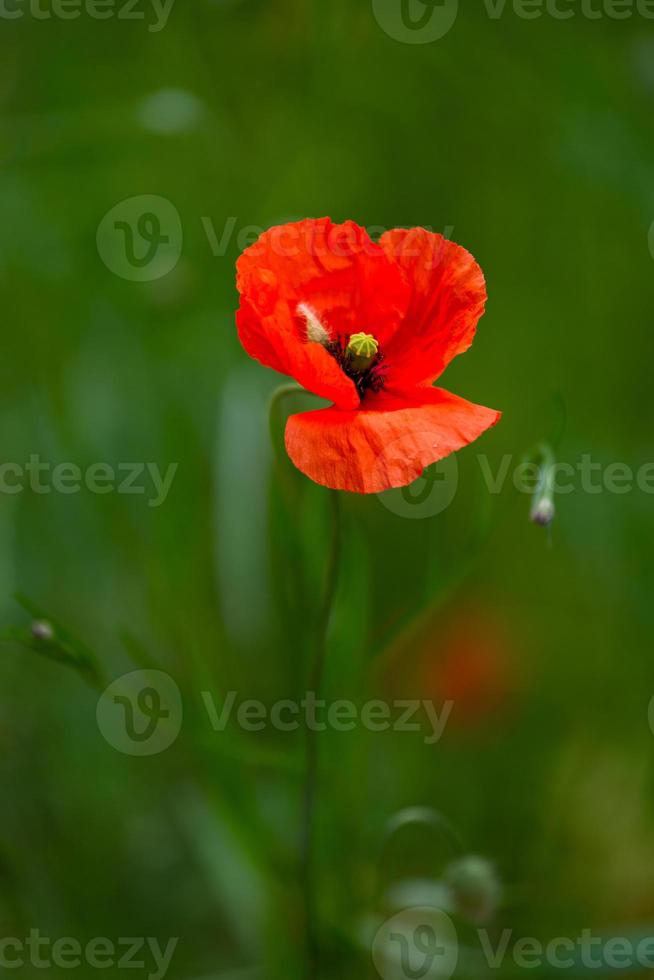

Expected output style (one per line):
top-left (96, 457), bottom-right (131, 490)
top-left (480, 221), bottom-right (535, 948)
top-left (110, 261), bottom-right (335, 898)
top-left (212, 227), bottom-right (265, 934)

top-left (326, 338), bottom-right (386, 400)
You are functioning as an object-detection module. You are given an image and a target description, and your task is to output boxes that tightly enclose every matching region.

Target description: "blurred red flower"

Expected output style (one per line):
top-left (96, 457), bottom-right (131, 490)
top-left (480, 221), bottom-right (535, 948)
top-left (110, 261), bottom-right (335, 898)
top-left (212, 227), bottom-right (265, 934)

top-left (236, 218), bottom-right (500, 493)
top-left (419, 609), bottom-right (516, 728)
top-left (381, 604), bottom-right (519, 730)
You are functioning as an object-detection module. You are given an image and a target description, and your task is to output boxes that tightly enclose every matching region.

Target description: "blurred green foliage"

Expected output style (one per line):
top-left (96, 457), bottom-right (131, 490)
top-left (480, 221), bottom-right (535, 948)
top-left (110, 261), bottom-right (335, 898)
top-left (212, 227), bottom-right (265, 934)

top-left (1, 2), bottom-right (654, 977)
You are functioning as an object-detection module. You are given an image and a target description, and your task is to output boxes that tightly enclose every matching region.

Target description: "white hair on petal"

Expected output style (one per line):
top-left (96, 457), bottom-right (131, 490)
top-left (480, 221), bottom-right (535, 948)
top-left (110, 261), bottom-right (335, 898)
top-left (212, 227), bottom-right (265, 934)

top-left (297, 302), bottom-right (330, 346)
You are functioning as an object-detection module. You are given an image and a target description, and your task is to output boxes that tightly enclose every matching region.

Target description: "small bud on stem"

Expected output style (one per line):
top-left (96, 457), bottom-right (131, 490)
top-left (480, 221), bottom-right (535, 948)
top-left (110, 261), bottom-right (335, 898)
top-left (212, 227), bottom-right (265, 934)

top-left (445, 855), bottom-right (501, 924)
top-left (531, 496), bottom-right (555, 527)
top-left (31, 620), bottom-right (54, 642)
top-left (527, 442), bottom-right (556, 529)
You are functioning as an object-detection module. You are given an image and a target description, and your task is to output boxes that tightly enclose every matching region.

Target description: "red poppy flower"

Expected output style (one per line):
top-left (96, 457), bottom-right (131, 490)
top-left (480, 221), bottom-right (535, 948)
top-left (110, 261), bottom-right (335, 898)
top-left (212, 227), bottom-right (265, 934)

top-left (236, 218), bottom-right (500, 493)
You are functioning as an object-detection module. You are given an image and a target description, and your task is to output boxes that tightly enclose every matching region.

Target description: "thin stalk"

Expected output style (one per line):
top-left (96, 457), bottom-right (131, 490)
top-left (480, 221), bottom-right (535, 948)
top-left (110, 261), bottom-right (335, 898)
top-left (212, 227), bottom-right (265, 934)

top-left (267, 384), bottom-right (342, 976)
top-left (301, 489), bottom-right (341, 979)
top-left (268, 383), bottom-right (303, 448)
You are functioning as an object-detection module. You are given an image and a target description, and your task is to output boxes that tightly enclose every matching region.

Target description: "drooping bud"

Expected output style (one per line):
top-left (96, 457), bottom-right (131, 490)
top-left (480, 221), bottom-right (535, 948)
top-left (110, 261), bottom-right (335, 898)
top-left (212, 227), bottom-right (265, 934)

top-left (531, 495), bottom-right (555, 527)
top-left (444, 855), bottom-right (501, 925)
top-left (346, 332), bottom-right (379, 372)
top-left (528, 442), bottom-right (556, 529)
top-left (297, 303), bottom-right (330, 347)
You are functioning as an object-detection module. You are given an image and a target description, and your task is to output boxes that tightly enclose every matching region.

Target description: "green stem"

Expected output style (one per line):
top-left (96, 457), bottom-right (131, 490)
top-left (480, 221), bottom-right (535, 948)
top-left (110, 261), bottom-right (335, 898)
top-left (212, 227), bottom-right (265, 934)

top-left (301, 489), bottom-right (341, 980)
top-left (267, 384), bottom-right (342, 976)
top-left (268, 383), bottom-right (303, 449)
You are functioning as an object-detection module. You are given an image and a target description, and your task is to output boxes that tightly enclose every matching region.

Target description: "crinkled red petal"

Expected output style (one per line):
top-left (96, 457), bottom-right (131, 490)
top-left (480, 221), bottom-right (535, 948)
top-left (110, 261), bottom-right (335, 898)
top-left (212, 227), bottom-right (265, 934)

top-left (284, 386), bottom-right (501, 494)
top-left (237, 297), bottom-right (359, 409)
top-left (380, 228), bottom-right (487, 386)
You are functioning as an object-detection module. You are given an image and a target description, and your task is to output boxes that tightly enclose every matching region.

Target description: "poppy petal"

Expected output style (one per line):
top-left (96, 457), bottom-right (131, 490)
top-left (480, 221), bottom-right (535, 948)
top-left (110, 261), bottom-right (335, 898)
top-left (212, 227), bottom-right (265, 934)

top-left (236, 218), bottom-right (409, 404)
top-left (237, 297), bottom-right (359, 409)
top-left (285, 386), bottom-right (501, 493)
top-left (380, 228), bottom-right (487, 386)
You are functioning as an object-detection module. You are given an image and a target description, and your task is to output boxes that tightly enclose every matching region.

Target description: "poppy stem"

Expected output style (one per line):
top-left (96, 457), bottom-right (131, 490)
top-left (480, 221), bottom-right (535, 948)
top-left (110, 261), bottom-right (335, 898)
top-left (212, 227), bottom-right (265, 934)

top-left (268, 382), bottom-right (303, 448)
top-left (267, 383), bottom-right (341, 975)
top-left (301, 489), bottom-right (341, 980)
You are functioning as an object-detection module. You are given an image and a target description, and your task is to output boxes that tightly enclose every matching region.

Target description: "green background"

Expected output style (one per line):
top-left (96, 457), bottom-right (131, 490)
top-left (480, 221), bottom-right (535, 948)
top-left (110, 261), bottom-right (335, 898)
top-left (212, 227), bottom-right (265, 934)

top-left (1, 1), bottom-right (654, 977)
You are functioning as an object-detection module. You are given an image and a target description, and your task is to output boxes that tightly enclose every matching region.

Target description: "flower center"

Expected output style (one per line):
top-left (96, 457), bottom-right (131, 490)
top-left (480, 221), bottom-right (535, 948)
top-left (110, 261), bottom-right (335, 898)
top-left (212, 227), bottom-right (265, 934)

top-left (345, 332), bottom-right (379, 372)
top-left (336, 330), bottom-right (385, 399)
top-left (298, 304), bottom-right (386, 399)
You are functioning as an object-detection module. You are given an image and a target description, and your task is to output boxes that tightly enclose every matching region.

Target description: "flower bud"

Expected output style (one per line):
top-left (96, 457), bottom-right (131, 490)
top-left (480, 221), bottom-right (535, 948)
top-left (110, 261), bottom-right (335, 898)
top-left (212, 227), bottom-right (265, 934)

top-left (444, 855), bottom-right (501, 924)
top-left (31, 620), bottom-right (54, 642)
top-left (526, 442), bottom-right (556, 529)
top-left (530, 496), bottom-right (555, 527)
